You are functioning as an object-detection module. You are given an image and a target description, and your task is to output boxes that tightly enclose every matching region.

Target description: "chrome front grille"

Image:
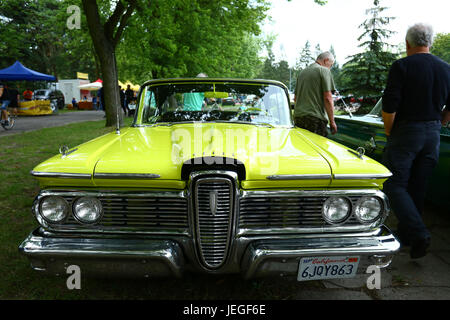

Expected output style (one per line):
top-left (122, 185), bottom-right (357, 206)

top-left (194, 177), bottom-right (234, 269)
top-left (239, 195), bottom-right (361, 230)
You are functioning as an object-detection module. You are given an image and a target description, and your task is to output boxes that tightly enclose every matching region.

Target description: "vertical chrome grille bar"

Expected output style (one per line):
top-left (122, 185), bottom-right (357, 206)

top-left (193, 176), bottom-right (234, 269)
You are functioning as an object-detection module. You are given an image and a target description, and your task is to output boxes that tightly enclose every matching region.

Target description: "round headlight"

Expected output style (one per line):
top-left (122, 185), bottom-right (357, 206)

top-left (322, 197), bottom-right (351, 224)
top-left (354, 197), bottom-right (382, 223)
top-left (40, 196), bottom-right (69, 223)
top-left (73, 197), bottom-right (103, 224)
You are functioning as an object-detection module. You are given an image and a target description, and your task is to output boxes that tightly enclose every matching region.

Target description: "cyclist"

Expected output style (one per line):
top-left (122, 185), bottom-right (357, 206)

top-left (0, 83), bottom-right (11, 126)
top-left (8, 85), bottom-right (19, 117)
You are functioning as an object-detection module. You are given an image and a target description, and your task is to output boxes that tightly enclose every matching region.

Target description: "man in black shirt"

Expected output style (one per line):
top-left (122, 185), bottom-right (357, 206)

top-left (8, 86), bottom-right (19, 116)
top-left (119, 87), bottom-right (128, 116)
top-left (125, 85), bottom-right (134, 116)
top-left (382, 23), bottom-right (450, 259)
top-left (0, 83), bottom-right (11, 125)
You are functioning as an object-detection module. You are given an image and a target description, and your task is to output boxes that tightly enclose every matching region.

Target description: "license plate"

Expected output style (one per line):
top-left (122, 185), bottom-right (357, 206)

top-left (297, 256), bottom-right (360, 281)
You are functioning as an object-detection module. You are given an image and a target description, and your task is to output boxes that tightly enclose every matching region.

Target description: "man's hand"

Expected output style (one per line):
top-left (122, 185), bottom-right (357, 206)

top-left (329, 120), bottom-right (337, 134)
top-left (323, 91), bottom-right (337, 134)
top-left (442, 108), bottom-right (450, 126)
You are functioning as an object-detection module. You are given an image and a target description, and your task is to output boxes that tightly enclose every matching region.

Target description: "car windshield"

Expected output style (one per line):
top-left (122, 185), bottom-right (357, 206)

top-left (137, 81), bottom-right (292, 127)
top-left (368, 99), bottom-right (382, 116)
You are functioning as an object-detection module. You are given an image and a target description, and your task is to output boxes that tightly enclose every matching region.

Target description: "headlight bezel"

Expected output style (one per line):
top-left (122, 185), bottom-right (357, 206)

top-left (353, 196), bottom-right (383, 223)
top-left (322, 196), bottom-right (353, 224)
top-left (72, 196), bottom-right (104, 225)
top-left (39, 195), bottom-right (70, 224)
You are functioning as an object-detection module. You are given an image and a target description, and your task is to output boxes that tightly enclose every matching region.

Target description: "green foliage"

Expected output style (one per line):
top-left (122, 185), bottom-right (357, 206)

top-left (0, 0), bottom-right (97, 81)
top-left (341, 0), bottom-right (398, 103)
top-left (431, 33), bottom-right (450, 63)
top-left (116, 0), bottom-right (268, 82)
top-left (0, 0), bottom-right (328, 94)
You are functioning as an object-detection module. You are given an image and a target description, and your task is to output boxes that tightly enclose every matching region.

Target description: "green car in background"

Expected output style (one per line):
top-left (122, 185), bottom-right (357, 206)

top-left (329, 99), bottom-right (450, 208)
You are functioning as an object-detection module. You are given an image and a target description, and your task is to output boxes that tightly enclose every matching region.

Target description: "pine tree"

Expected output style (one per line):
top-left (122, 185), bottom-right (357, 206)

top-left (329, 45), bottom-right (343, 89)
top-left (295, 40), bottom-right (314, 71)
top-left (341, 0), bottom-right (398, 110)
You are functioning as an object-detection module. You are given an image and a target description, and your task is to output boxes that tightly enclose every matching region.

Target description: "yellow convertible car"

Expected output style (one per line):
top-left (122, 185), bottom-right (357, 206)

top-left (19, 78), bottom-right (400, 281)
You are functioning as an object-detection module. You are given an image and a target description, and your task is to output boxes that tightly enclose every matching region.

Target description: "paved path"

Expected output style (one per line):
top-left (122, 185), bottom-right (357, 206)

top-left (0, 110), bottom-right (105, 138)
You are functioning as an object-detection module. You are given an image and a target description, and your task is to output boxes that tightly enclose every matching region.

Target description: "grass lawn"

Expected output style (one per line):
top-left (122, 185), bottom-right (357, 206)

top-left (0, 117), bottom-right (322, 300)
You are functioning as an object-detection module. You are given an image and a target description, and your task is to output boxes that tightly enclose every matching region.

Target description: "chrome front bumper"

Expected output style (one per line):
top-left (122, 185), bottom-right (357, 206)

top-left (19, 226), bottom-right (400, 278)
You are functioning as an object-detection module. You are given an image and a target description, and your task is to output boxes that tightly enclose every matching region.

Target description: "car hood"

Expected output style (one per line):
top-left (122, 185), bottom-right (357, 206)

top-left (33, 123), bottom-right (390, 189)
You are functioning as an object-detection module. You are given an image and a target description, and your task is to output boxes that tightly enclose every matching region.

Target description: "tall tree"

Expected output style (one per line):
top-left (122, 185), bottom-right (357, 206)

top-left (328, 45), bottom-right (344, 89)
top-left (295, 40), bottom-right (314, 71)
top-left (341, 0), bottom-right (398, 108)
top-left (81, 0), bottom-right (137, 127)
top-left (117, 0), bottom-right (267, 81)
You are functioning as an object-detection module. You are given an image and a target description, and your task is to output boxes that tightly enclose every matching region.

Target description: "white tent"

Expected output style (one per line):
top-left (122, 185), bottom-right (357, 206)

top-left (78, 81), bottom-right (102, 91)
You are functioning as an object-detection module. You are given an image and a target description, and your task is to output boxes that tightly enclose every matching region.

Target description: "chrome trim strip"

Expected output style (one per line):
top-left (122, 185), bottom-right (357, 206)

top-left (266, 174), bottom-right (331, 180)
top-left (93, 173), bottom-right (161, 179)
top-left (240, 189), bottom-right (387, 197)
top-left (30, 171), bottom-right (92, 179)
top-left (333, 173), bottom-right (392, 180)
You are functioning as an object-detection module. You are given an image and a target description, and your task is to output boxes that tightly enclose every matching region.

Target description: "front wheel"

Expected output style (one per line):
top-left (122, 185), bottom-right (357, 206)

top-left (50, 100), bottom-right (58, 114)
top-left (1, 115), bottom-right (15, 130)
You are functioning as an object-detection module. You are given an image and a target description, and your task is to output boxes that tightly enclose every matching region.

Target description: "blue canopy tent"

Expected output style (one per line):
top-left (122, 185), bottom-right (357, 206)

top-left (0, 61), bottom-right (56, 81)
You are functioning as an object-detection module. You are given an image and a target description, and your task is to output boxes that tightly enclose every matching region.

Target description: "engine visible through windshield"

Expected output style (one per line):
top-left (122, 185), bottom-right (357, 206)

top-left (137, 81), bottom-right (292, 127)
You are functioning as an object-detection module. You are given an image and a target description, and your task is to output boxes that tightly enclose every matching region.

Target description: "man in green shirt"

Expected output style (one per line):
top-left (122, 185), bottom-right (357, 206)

top-left (183, 72), bottom-right (208, 111)
top-left (294, 52), bottom-right (337, 137)
top-left (183, 92), bottom-right (205, 111)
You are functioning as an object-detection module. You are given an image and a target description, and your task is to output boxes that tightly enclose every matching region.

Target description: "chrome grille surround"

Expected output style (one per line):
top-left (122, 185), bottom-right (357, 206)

top-left (33, 190), bottom-right (189, 235)
top-left (237, 189), bottom-right (390, 236)
top-left (190, 171), bottom-right (237, 270)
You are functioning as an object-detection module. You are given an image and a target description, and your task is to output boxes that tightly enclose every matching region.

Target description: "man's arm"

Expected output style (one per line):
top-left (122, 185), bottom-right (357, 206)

top-left (382, 111), bottom-right (396, 136)
top-left (382, 61), bottom-right (402, 135)
top-left (323, 90), bottom-right (337, 134)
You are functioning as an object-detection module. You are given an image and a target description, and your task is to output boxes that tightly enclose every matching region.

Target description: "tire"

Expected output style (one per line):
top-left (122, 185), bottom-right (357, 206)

top-left (50, 100), bottom-right (58, 114)
top-left (1, 115), bottom-right (15, 130)
top-left (58, 99), bottom-right (65, 110)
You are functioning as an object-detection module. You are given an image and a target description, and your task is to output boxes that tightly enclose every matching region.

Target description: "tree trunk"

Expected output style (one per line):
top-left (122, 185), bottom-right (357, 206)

top-left (99, 49), bottom-right (122, 127)
top-left (82, 0), bottom-right (127, 127)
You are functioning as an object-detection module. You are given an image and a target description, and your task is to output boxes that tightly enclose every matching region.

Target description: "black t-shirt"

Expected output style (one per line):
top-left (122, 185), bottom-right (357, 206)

top-left (125, 89), bottom-right (134, 101)
top-left (9, 88), bottom-right (19, 107)
top-left (382, 53), bottom-right (450, 122)
top-left (0, 87), bottom-right (9, 101)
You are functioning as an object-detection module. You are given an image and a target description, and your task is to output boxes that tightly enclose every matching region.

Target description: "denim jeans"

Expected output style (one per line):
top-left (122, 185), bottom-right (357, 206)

top-left (0, 100), bottom-right (10, 110)
top-left (383, 120), bottom-right (441, 243)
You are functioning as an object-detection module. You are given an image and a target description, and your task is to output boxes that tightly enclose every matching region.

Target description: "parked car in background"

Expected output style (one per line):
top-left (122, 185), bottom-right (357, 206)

top-left (33, 89), bottom-right (65, 113)
top-left (222, 96), bottom-right (236, 106)
top-left (20, 78), bottom-right (399, 280)
top-left (329, 99), bottom-right (450, 208)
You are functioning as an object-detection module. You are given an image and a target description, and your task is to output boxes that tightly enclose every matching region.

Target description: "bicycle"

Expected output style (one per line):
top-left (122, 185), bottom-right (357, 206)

top-left (1, 108), bottom-right (16, 130)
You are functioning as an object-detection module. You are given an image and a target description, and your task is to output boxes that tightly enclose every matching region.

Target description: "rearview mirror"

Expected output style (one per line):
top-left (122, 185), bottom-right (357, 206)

top-left (204, 91), bottom-right (228, 99)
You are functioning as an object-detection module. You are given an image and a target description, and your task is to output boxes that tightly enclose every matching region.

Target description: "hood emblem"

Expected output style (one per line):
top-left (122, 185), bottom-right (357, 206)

top-left (209, 191), bottom-right (219, 216)
top-left (59, 145), bottom-right (78, 158)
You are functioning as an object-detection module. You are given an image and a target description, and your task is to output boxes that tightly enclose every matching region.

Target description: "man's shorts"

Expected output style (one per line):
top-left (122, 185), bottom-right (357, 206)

top-left (0, 100), bottom-right (11, 110)
top-left (294, 115), bottom-right (329, 137)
